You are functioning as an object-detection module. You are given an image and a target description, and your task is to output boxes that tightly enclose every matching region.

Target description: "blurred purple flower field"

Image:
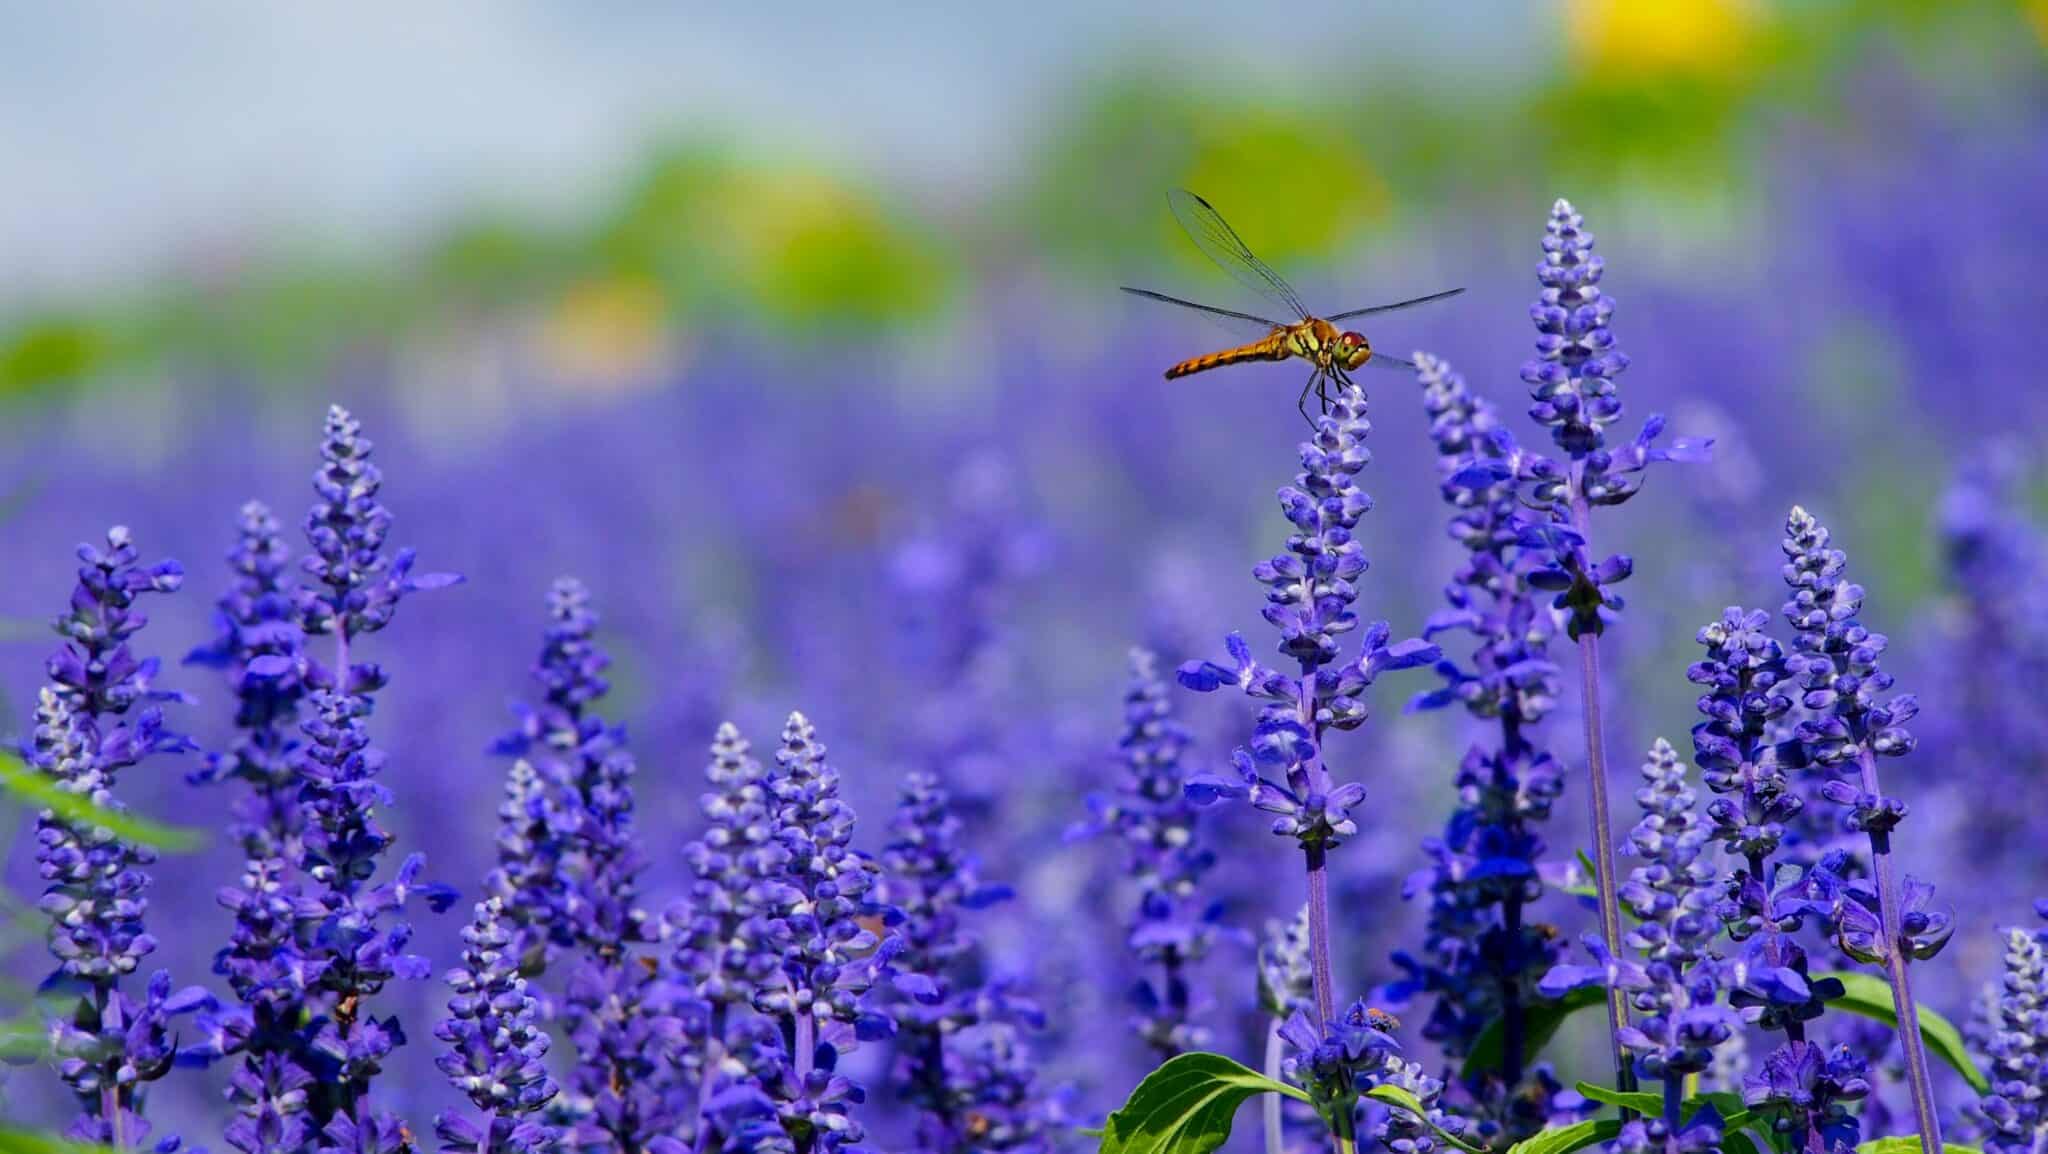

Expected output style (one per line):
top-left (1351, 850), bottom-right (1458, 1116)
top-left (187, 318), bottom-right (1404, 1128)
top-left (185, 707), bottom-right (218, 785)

top-left (3, 49), bottom-right (2047, 1154)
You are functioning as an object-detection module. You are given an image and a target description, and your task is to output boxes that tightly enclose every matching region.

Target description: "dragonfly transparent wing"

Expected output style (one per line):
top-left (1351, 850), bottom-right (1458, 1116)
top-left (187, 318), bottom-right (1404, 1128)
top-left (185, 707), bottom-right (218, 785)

top-left (1326, 286), bottom-right (1466, 322)
top-left (1166, 189), bottom-right (1313, 322)
top-left (1361, 352), bottom-right (1419, 373)
top-left (1119, 286), bottom-right (1283, 332)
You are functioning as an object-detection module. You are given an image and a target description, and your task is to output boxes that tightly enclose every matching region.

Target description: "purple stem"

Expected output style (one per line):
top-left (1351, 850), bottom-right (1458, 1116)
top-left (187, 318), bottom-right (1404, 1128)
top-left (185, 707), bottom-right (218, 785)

top-left (794, 1011), bottom-right (815, 1083)
top-left (1853, 746), bottom-right (1942, 1153)
top-left (1568, 481), bottom-right (1635, 1099)
top-left (1305, 844), bottom-right (1336, 1030)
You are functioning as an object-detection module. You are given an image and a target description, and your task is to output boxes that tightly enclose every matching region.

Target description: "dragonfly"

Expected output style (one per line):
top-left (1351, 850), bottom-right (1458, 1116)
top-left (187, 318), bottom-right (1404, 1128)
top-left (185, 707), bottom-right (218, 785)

top-left (1122, 189), bottom-right (1464, 424)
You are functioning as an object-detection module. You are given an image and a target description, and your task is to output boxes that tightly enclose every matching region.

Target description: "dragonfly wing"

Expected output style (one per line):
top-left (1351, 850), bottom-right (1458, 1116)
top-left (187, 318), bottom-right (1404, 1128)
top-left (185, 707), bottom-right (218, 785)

top-left (1119, 286), bottom-right (1283, 331)
top-left (1326, 286), bottom-right (1466, 322)
top-left (1166, 189), bottom-right (1313, 322)
top-left (1361, 352), bottom-right (1419, 373)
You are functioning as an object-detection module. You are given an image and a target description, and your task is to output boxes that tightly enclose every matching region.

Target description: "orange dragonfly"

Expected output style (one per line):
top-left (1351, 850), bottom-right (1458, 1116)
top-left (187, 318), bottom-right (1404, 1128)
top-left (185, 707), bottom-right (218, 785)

top-left (1122, 189), bottom-right (1464, 423)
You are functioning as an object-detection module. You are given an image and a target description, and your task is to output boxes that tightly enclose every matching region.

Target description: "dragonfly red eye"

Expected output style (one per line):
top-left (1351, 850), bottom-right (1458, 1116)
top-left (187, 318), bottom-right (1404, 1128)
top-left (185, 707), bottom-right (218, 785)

top-left (1339, 331), bottom-right (1364, 350)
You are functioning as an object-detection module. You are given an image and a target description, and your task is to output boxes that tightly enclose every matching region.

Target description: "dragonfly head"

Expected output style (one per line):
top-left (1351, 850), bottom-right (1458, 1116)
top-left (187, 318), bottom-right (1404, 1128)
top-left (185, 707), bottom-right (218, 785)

top-left (1334, 330), bottom-right (1371, 370)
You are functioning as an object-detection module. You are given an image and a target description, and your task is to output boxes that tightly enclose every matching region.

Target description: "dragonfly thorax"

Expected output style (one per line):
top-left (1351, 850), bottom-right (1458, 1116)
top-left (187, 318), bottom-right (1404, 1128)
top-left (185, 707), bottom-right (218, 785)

top-left (1288, 318), bottom-right (1372, 371)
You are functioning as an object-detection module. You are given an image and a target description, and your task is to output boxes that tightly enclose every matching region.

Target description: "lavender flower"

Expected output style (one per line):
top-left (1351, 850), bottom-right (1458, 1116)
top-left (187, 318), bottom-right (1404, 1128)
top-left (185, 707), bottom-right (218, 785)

top-left (493, 579), bottom-right (675, 1154)
top-left (1741, 1042), bottom-right (1870, 1154)
top-left (879, 770), bottom-right (1061, 1153)
top-left (1514, 199), bottom-right (1705, 1099)
top-left (1780, 506), bottom-right (1946, 1149)
top-left (433, 898), bottom-right (559, 1154)
top-left (294, 404), bottom-right (459, 690)
top-left (1279, 1000), bottom-right (1464, 1154)
top-left (1545, 740), bottom-right (1731, 1143)
top-left (279, 407), bottom-right (458, 1147)
top-left (1178, 383), bottom-right (1438, 1029)
top-left (32, 528), bottom-right (212, 1149)
top-left (1078, 648), bottom-right (1221, 1057)
top-left (1398, 353), bottom-right (1568, 1130)
top-left (1977, 915), bottom-right (2048, 1154)
top-left (187, 501), bottom-right (310, 861)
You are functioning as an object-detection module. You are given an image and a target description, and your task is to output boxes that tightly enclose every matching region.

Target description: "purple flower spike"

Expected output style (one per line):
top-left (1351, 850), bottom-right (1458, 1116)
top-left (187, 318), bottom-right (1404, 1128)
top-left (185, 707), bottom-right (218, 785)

top-left (432, 898), bottom-right (559, 1154)
top-left (1079, 649), bottom-right (1223, 1056)
top-left (32, 528), bottom-right (208, 1147)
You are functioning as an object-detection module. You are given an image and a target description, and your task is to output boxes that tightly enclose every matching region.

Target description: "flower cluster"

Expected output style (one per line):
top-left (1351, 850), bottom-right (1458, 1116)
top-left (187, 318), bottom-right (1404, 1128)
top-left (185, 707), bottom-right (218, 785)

top-left (1396, 353), bottom-right (1569, 1134)
top-left (491, 579), bottom-right (675, 1152)
top-left (1977, 910), bottom-right (2048, 1154)
top-left (1178, 385), bottom-right (1438, 850)
top-left (433, 898), bottom-right (559, 1154)
top-left (1078, 649), bottom-right (1221, 1055)
top-left (31, 528), bottom-right (210, 1148)
top-left (881, 771), bottom-right (1061, 1153)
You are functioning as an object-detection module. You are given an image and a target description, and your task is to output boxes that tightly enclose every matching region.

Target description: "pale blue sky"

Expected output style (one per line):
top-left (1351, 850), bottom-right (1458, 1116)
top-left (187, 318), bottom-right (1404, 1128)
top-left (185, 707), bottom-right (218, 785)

top-left (0, 2), bottom-right (1546, 302)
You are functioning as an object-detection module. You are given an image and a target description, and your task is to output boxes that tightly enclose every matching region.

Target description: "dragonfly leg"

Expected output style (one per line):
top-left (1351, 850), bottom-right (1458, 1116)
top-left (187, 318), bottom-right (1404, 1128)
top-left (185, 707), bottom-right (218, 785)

top-left (1296, 370), bottom-right (1321, 427)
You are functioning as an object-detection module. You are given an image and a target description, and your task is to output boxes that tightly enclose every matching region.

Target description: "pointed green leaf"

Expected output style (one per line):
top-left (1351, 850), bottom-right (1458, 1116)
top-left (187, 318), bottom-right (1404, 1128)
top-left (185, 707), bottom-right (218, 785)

top-left (1853, 1138), bottom-right (1981, 1154)
top-left (1461, 985), bottom-right (1608, 1081)
top-left (1573, 1084), bottom-right (1764, 1138)
top-left (1363, 1084), bottom-right (1487, 1154)
top-left (1098, 1051), bottom-right (1309, 1154)
top-left (0, 753), bottom-right (204, 853)
top-left (0, 1129), bottom-right (123, 1154)
top-left (1506, 1119), bottom-right (1624, 1154)
top-left (1576, 1082), bottom-right (1664, 1115)
top-left (1820, 971), bottom-right (1990, 1095)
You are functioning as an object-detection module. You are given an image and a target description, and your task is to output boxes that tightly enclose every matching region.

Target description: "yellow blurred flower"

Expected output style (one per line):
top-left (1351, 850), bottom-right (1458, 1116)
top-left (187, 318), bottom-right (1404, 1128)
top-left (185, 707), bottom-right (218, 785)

top-left (2027, 0), bottom-right (2048, 50)
top-left (1566, 0), bottom-right (1765, 80)
top-left (539, 274), bottom-right (673, 388)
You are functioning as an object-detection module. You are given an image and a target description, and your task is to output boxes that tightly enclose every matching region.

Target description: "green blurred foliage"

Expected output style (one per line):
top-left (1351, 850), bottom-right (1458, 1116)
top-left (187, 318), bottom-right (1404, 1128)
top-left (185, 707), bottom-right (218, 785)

top-left (0, 0), bottom-right (2037, 396)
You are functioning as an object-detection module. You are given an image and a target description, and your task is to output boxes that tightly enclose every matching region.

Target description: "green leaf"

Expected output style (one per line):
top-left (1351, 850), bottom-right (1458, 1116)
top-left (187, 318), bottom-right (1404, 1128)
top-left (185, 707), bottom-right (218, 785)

top-left (0, 753), bottom-right (204, 853)
top-left (1363, 1083), bottom-right (1487, 1154)
top-left (1506, 1119), bottom-right (1623, 1154)
top-left (1821, 971), bottom-right (1990, 1095)
top-left (1573, 1084), bottom-right (1763, 1138)
top-left (1576, 1082), bottom-right (1664, 1116)
top-left (1098, 1051), bottom-right (1309, 1154)
top-left (0, 1129), bottom-right (123, 1154)
top-left (1853, 1139), bottom-right (1982, 1154)
top-left (1461, 985), bottom-right (1608, 1081)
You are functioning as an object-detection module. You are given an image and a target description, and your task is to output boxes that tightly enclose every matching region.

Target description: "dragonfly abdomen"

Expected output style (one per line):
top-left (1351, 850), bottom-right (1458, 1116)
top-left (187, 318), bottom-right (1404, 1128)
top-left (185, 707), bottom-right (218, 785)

top-left (1164, 332), bottom-right (1291, 380)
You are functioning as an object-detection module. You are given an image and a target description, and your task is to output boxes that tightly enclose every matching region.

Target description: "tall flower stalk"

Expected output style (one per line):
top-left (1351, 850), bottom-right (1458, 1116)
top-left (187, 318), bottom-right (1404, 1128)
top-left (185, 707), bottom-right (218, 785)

top-left (1779, 507), bottom-right (1947, 1152)
top-left (1179, 384), bottom-right (1437, 1153)
top-left (433, 898), bottom-right (560, 1154)
top-left (1513, 200), bottom-right (1704, 1095)
top-left (492, 579), bottom-right (675, 1154)
top-left (1078, 648), bottom-right (1222, 1058)
top-left (1399, 352), bottom-right (1569, 1137)
top-left (32, 528), bottom-right (212, 1150)
top-left (290, 406), bottom-right (459, 1145)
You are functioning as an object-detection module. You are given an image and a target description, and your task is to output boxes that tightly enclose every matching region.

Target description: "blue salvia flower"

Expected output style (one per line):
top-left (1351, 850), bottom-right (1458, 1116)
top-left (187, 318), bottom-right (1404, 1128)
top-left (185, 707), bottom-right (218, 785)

top-left (1977, 912), bottom-right (2048, 1154)
top-left (493, 579), bottom-right (677, 1154)
top-left (880, 771), bottom-right (1064, 1154)
top-left (1178, 385), bottom-right (1439, 852)
top-left (281, 406), bottom-right (458, 1148)
top-left (1544, 739), bottom-right (1733, 1139)
top-left (755, 713), bottom-right (899, 1040)
top-left (1780, 505), bottom-right (1950, 1154)
top-left (1932, 452), bottom-right (2048, 780)
top-left (294, 404), bottom-right (460, 691)
top-left (1688, 608), bottom-right (1840, 1037)
top-left (1077, 648), bottom-right (1222, 1056)
top-left (184, 503), bottom-right (329, 1154)
top-left (433, 898), bottom-right (560, 1154)
top-left (1396, 353), bottom-right (1569, 1131)
top-left (1740, 1041), bottom-right (1871, 1154)
top-left (1279, 1000), bottom-right (1466, 1153)
top-left (1614, 740), bottom-right (1733, 1082)
top-left (723, 713), bottom-right (903, 1152)
top-left (187, 501), bottom-right (311, 860)
top-left (671, 723), bottom-right (786, 1147)
top-left (31, 527), bottom-right (213, 1149)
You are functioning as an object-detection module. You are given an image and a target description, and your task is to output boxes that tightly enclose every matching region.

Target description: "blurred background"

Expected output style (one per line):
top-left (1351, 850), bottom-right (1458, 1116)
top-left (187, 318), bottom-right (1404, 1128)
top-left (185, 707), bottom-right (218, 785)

top-left (2, 0), bottom-right (2044, 1146)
